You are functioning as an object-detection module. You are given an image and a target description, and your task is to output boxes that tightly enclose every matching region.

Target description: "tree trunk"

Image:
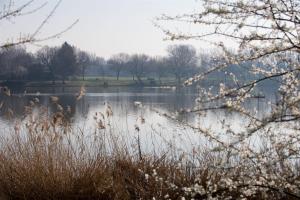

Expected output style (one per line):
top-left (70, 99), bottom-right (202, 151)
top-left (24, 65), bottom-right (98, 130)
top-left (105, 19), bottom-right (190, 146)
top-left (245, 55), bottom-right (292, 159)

top-left (102, 72), bottom-right (105, 81)
top-left (51, 73), bottom-right (55, 85)
top-left (177, 75), bottom-right (181, 86)
top-left (82, 68), bottom-right (85, 81)
top-left (137, 76), bottom-right (143, 85)
top-left (117, 71), bottom-right (120, 80)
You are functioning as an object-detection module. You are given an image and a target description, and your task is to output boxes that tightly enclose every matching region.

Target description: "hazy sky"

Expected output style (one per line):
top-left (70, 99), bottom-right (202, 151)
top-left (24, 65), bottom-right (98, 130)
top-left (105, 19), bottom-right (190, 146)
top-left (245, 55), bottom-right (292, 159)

top-left (0, 0), bottom-right (205, 58)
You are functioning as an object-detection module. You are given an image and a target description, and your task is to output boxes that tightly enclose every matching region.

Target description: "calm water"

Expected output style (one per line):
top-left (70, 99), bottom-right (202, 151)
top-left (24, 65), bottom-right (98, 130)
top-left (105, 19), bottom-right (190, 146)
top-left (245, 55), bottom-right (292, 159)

top-left (0, 86), bottom-right (273, 154)
top-left (0, 86), bottom-right (197, 120)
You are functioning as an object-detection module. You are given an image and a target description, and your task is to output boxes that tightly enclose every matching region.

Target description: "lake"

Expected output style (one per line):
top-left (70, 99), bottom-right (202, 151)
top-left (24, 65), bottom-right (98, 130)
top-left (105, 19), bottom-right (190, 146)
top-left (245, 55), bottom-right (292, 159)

top-left (0, 86), bottom-right (273, 155)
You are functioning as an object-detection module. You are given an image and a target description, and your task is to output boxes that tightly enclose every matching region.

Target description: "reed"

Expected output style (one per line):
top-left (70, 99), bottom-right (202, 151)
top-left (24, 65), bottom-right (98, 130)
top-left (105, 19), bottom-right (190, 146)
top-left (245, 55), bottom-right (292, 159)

top-left (0, 98), bottom-right (298, 200)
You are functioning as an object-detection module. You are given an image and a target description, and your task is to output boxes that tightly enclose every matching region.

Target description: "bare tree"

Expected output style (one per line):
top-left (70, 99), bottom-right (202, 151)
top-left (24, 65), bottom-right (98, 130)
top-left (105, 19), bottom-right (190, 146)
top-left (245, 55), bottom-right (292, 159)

top-left (92, 56), bottom-right (106, 81)
top-left (167, 44), bottom-right (197, 85)
top-left (128, 54), bottom-right (150, 85)
top-left (0, 46), bottom-right (32, 79)
top-left (108, 53), bottom-right (130, 80)
top-left (76, 50), bottom-right (91, 81)
top-left (0, 0), bottom-right (78, 49)
top-left (36, 46), bottom-right (58, 84)
top-left (148, 56), bottom-right (169, 85)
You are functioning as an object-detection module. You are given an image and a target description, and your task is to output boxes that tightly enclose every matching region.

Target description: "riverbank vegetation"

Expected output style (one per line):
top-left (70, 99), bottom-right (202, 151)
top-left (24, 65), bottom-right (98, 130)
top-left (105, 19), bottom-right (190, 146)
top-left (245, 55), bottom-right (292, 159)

top-left (0, 98), bottom-right (298, 200)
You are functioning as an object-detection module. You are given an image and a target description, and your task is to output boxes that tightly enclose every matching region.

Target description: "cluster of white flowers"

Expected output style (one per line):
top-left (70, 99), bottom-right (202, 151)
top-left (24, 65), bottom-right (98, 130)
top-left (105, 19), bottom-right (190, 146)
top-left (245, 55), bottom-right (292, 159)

top-left (155, 0), bottom-right (300, 198)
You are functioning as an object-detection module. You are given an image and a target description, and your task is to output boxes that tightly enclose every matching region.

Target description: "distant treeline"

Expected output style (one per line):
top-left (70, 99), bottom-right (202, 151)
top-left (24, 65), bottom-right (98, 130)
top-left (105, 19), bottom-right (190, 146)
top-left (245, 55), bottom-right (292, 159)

top-left (0, 42), bottom-right (199, 85)
top-left (0, 42), bottom-right (264, 86)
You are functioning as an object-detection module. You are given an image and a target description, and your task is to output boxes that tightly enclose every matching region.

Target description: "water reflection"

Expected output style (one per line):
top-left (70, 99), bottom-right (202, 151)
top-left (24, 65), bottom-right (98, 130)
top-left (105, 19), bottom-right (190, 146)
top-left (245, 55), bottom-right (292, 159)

top-left (0, 86), bottom-right (197, 123)
top-left (0, 86), bottom-right (275, 153)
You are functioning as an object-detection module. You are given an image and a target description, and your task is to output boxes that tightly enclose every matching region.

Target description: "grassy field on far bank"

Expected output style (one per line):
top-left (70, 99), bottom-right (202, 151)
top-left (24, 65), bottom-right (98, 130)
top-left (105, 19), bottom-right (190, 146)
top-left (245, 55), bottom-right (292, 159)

top-left (22, 76), bottom-right (178, 87)
top-left (1, 75), bottom-right (267, 89)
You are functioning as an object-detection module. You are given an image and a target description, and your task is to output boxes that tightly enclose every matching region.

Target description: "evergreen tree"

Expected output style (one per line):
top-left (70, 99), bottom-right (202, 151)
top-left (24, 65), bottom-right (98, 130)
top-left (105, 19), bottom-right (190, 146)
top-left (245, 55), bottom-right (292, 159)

top-left (54, 42), bottom-right (77, 84)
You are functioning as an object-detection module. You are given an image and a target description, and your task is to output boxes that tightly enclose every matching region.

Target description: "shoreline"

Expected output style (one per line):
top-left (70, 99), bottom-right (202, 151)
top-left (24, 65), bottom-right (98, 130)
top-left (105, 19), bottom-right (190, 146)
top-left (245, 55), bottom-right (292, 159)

top-left (0, 78), bottom-right (179, 88)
